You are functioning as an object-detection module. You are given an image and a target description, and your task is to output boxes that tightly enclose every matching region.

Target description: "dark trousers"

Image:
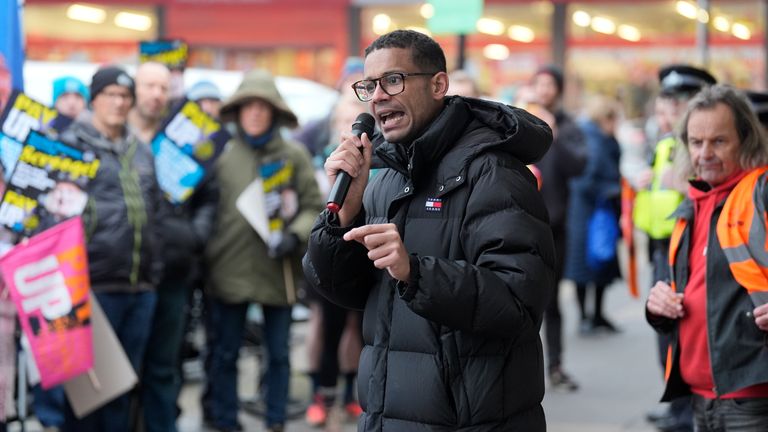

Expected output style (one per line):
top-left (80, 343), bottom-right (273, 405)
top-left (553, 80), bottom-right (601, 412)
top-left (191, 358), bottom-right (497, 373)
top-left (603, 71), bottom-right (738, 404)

top-left (651, 238), bottom-right (692, 429)
top-left (142, 278), bottom-right (190, 432)
top-left (316, 298), bottom-right (350, 388)
top-left (32, 384), bottom-right (65, 427)
top-left (204, 300), bottom-right (292, 429)
top-left (692, 394), bottom-right (768, 432)
top-left (544, 226), bottom-right (566, 371)
top-left (63, 291), bottom-right (157, 432)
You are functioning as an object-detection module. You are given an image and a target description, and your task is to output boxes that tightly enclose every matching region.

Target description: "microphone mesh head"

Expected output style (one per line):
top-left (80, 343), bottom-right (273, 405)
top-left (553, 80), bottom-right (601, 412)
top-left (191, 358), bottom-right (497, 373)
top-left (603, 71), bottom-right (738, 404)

top-left (352, 113), bottom-right (375, 136)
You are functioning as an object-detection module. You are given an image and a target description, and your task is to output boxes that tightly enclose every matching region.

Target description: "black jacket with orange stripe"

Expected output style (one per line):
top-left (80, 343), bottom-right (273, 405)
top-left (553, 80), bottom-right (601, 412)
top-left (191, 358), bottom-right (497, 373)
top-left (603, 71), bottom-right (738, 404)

top-left (646, 185), bottom-right (768, 400)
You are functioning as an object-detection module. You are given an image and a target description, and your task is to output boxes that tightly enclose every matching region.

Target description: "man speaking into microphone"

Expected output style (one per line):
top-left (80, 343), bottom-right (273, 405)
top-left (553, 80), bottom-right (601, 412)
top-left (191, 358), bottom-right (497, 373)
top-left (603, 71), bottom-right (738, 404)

top-left (326, 112), bottom-right (375, 213)
top-left (303, 30), bottom-right (556, 431)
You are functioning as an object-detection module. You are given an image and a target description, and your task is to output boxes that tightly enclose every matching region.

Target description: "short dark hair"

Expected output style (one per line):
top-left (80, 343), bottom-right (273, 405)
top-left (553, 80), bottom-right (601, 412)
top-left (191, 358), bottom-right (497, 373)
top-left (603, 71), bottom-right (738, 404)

top-left (533, 65), bottom-right (564, 95)
top-left (364, 30), bottom-right (447, 74)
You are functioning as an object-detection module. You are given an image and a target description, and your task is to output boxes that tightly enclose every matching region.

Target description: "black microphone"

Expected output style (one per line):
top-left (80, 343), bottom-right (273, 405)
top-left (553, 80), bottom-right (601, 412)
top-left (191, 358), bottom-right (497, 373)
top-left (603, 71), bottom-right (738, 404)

top-left (326, 113), bottom-right (375, 213)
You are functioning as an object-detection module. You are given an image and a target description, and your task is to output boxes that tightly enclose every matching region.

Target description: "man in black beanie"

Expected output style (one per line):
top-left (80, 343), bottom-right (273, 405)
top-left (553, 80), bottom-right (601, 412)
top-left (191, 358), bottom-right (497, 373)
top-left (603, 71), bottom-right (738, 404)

top-left (531, 64), bottom-right (586, 391)
top-left (90, 66), bottom-right (136, 102)
top-left (59, 65), bottom-right (164, 432)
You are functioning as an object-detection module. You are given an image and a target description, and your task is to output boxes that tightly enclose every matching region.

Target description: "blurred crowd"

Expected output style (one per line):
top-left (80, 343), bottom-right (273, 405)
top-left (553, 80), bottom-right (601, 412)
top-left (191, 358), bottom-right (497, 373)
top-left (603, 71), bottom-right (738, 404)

top-left (1, 28), bottom-right (768, 432)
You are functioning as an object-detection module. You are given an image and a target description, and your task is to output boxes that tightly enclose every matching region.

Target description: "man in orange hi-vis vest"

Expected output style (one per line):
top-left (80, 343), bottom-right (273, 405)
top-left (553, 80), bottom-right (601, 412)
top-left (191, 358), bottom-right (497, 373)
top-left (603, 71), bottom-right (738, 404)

top-left (646, 85), bottom-right (768, 432)
top-left (638, 64), bottom-right (715, 432)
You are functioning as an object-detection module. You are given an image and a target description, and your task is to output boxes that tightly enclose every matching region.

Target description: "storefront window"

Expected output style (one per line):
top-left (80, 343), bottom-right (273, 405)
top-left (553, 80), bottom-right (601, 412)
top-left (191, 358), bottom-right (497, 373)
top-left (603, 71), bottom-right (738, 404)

top-left (567, 0), bottom-right (764, 117)
top-left (25, 3), bottom-right (158, 63)
top-left (359, 1), bottom-right (552, 100)
top-left (21, 0), bottom-right (765, 100)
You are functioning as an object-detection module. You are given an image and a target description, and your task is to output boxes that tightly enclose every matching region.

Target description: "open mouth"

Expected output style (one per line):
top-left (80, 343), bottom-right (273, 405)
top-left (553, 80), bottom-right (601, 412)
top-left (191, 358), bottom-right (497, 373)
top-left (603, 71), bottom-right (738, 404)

top-left (380, 111), bottom-right (405, 126)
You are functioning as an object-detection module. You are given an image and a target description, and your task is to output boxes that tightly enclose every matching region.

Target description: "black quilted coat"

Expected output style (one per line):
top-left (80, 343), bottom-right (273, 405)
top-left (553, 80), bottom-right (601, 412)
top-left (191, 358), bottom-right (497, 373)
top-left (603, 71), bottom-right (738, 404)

top-left (304, 96), bottom-right (556, 431)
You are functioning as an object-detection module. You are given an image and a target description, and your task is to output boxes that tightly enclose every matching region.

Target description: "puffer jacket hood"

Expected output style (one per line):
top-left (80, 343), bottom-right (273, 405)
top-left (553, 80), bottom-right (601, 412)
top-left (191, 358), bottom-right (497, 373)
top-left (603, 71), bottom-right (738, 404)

top-left (375, 95), bottom-right (552, 187)
top-left (452, 95), bottom-right (552, 164)
top-left (219, 69), bottom-right (298, 128)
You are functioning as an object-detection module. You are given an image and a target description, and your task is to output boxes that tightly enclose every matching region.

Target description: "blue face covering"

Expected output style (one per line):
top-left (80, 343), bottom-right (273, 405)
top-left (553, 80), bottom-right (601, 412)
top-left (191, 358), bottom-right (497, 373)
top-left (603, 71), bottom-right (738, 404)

top-left (243, 124), bottom-right (275, 149)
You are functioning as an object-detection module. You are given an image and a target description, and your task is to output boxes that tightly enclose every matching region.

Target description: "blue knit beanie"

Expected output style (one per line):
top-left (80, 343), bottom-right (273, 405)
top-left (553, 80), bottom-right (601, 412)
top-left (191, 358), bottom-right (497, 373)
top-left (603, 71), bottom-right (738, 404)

top-left (52, 76), bottom-right (89, 104)
top-left (187, 80), bottom-right (222, 102)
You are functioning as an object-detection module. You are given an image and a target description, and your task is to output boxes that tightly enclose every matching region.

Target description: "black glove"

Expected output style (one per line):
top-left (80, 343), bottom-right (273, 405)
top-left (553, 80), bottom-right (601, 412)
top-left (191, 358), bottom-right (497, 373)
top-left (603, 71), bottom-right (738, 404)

top-left (268, 232), bottom-right (299, 259)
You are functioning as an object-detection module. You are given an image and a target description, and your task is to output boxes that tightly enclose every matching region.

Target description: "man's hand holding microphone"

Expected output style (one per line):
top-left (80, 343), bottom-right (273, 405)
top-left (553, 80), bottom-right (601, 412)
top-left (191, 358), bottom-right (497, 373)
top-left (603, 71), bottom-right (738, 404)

top-left (324, 113), bottom-right (411, 283)
top-left (325, 113), bottom-right (375, 226)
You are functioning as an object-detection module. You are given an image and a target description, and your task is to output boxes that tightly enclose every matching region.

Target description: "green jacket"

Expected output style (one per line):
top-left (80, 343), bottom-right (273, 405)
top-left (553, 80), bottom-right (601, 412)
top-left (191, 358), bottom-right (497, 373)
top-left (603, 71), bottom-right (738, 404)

top-left (206, 133), bottom-right (322, 305)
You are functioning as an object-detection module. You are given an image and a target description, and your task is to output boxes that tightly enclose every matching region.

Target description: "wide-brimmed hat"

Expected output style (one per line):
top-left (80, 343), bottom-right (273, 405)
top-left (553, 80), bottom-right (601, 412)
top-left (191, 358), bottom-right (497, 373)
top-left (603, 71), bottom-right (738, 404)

top-left (220, 69), bottom-right (298, 128)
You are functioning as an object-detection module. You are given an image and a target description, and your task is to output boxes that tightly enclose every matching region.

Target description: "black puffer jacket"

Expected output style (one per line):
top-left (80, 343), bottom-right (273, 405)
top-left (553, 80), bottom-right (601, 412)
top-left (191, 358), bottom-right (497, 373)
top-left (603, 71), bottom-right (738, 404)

top-left (160, 176), bottom-right (218, 283)
top-left (61, 118), bottom-right (164, 293)
top-left (537, 109), bottom-right (586, 230)
top-left (304, 96), bottom-right (556, 431)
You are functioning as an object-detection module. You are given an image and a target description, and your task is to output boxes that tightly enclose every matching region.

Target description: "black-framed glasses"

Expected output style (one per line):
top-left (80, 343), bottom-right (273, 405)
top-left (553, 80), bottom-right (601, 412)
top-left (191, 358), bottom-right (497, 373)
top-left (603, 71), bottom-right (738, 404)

top-left (351, 72), bottom-right (437, 102)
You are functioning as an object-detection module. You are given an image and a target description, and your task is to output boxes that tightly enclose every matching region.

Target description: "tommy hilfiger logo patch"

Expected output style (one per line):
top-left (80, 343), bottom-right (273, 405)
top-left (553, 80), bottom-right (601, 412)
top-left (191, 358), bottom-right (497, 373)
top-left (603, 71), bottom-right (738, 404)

top-left (425, 198), bottom-right (442, 212)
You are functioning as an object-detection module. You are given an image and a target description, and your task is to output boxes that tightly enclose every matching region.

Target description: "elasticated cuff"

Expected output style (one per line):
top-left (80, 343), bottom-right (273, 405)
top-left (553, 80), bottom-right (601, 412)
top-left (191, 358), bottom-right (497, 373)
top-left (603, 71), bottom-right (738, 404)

top-left (323, 209), bottom-right (364, 237)
top-left (396, 254), bottom-right (420, 301)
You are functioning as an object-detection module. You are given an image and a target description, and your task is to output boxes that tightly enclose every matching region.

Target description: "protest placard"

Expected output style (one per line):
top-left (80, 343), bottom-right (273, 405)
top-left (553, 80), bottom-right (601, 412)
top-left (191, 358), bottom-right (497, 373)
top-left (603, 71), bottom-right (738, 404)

top-left (63, 292), bottom-right (137, 419)
top-left (0, 216), bottom-right (93, 389)
top-left (0, 90), bottom-right (73, 180)
top-left (0, 131), bottom-right (99, 235)
top-left (152, 99), bottom-right (229, 203)
top-left (139, 39), bottom-right (188, 70)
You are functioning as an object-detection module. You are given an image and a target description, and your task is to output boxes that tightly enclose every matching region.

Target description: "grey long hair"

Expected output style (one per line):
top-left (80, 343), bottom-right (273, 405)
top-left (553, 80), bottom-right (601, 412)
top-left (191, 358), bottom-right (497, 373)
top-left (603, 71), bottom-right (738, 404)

top-left (675, 84), bottom-right (768, 181)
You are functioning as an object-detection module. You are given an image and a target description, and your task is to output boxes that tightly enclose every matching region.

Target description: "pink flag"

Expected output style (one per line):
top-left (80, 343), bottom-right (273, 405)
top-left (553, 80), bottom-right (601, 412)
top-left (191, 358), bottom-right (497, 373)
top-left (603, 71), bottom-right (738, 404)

top-left (0, 216), bottom-right (93, 388)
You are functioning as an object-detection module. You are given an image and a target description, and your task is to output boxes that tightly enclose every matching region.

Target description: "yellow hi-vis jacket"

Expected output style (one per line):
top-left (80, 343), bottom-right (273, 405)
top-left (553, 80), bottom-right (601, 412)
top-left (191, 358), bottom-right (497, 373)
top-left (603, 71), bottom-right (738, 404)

top-left (633, 135), bottom-right (684, 239)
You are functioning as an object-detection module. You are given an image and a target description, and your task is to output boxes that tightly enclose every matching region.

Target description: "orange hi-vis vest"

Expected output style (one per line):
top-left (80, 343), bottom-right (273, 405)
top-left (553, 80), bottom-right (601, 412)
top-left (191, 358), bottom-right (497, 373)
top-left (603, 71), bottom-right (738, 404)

top-left (663, 166), bottom-right (768, 390)
top-left (668, 166), bottom-right (768, 308)
top-left (716, 166), bottom-right (768, 304)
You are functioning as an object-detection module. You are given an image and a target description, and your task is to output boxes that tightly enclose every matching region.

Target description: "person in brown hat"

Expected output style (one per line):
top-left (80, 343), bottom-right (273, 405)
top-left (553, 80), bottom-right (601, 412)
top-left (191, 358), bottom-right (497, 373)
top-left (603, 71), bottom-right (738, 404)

top-left (202, 69), bottom-right (322, 432)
